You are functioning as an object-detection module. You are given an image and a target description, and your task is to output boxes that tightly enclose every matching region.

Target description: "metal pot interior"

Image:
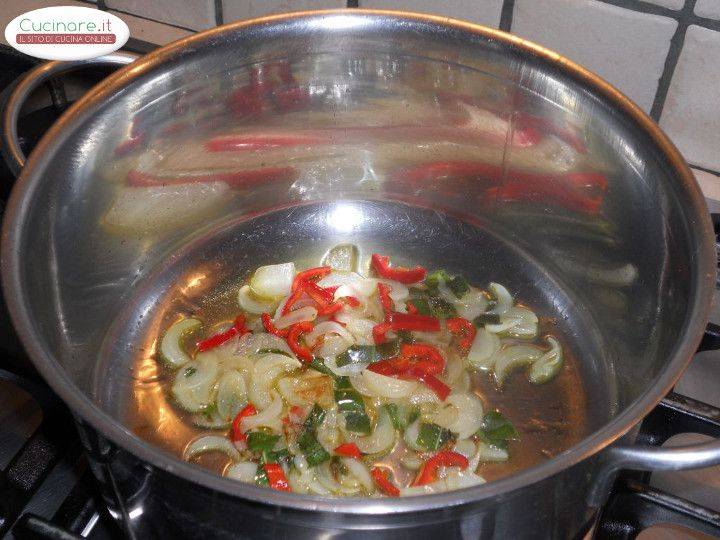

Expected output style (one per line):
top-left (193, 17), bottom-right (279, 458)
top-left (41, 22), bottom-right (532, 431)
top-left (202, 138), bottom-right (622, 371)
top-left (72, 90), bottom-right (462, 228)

top-left (3, 11), bottom-right (712, 499)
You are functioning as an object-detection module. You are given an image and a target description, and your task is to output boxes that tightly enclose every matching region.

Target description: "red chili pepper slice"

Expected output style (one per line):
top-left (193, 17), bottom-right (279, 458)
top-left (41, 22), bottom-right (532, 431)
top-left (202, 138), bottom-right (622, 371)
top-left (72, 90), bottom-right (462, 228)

top-left (292, 266), bottom-right (332, 292)
top-left (391, 312), bottom-right (441, 333)
top-left (418, 374), bottom-right (451, 401)
top-left (367, 343), bottom-right (449, 400)
top-left (261, 313), bottom-right (289, 338)
top-left (231, 403), bottom-right (257, 442)
top-left (371, 467), bottom-right (400, 497)
top-left (377, 283), bottom-right (394, 318)
top-left (334, 443), bottom-right (362, 459)
top-left (303, 280), bottom-right (335, 306)
top-left (446, 317), bottom-right (477, 352)
top-left (263, 463), bottom-right (292, 492)
top-left (286, 321), bottom-right (314, 362)
top-left (406, 302), bottom-right (418, 315)
top-left (197, 315), bottom-right (249, 352)
top-left (371, 254), bottom-right (427, 284)
top-left (372, 321), bottom-right (393, 345)
top-left (394, 343), bottom-right (446, 376)
top-left (412, 451), bottom-right (469, 486)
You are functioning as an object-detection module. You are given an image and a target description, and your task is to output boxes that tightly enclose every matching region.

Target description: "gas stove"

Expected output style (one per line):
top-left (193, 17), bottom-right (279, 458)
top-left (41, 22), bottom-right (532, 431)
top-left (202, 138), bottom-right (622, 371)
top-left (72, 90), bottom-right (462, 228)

top-left (0, 44), bottom-right (718, 540)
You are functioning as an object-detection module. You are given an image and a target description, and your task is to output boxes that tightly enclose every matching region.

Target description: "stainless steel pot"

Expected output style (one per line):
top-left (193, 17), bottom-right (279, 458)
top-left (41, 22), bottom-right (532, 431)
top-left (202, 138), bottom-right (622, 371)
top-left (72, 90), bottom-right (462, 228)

top-left (1, 10), bottom-right (717, 539)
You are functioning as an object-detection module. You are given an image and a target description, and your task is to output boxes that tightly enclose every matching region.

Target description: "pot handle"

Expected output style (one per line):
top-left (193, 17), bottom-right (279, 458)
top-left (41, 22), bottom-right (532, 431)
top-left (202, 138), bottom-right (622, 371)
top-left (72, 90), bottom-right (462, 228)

top-left (1, 52), bottom-right (138, 176)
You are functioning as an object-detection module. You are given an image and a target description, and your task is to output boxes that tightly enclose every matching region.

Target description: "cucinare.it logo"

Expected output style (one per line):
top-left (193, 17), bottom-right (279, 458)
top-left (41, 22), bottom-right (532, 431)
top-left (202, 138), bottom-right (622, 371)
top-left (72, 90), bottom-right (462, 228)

top-left (4, 6), bottom-right (129, 60)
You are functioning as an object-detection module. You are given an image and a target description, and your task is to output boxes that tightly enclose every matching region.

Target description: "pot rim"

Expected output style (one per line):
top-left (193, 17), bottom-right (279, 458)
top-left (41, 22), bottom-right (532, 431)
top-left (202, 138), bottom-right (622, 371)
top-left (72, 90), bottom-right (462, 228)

top-left (1, 9), bottom-right (715, 514)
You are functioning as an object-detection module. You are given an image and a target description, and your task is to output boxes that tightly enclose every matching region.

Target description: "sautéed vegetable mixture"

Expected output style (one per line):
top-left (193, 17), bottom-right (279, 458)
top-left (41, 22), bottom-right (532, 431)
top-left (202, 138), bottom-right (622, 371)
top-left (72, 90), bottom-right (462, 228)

top-left (159, 250), bottom-right (564, 496)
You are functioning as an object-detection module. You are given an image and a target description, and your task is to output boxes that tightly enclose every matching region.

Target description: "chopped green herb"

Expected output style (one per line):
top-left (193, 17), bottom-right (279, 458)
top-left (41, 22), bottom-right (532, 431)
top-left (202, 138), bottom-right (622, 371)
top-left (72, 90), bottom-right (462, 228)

top-left (261, 448), bottom-right (291, 465)
top-left (396, 330), bottom-right (414, 344)
top-left (476, 411), bottom-right (518, 449)
top-left (383, 403), bottom-right (418, 431)
top-left (416, 422), bottom-right (452, 451)
top-left (447, 275), bottom-right (470, 298)
top-left (304, 404), bottom-right (326, 431)
top-left (257, 348), bottom-right (292, 357)
top-left (336, 344), bottom-right (381, 368)
top-left (428, 296), bottom-right (457, 319)
top-left (246, 431), bottom-right (280, 453)
top-left (308, 356), bottom-right (337, 378)
top-left (407, 297), bottom-right (432, 316)
top-left (298, 429), bottom-right (330, 466)
top-left (183, 366), bottom-right (197, 378)
top-left (254, 465), bottom-right (269, 486)
top-left (473, 313), bottom-right (501, 327)
top-left (425, 270), bottom-right (451, 295)
top-left (334, 377), bottom-right (371, 434)
top-left (296, 404), bottom-right (331, 466)
top-left (377, 339), bottom-right (401, 358)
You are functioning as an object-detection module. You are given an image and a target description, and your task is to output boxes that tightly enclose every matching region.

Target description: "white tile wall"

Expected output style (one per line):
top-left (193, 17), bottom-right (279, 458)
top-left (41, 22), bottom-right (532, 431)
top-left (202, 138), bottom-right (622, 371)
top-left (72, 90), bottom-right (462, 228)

top-left (109, 9), bottom-right (194, 44)
top-left (222, 0), bottom-right (345, 22)
top-left (104, 0), bottom-right (216, 30)
top-left (512, 0), bottom-right (677, 112)
top-left (660, 25), bottom-right (720, 171)
top-left (358, 0), bottom-right (504, 28)
top-left (695, 0), bottom-right (720, 19)
top-left (646, 0), bottom-right (685, 9)
top-left (693, 169), bottom-right (720, 203)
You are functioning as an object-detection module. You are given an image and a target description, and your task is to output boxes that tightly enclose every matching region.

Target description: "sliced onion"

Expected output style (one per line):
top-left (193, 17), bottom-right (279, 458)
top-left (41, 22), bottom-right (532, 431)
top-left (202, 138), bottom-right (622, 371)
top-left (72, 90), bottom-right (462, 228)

top-left (324, 354), bottom-right (369, 377)
top-left (183, 435), bottom-right (239, 462)
top-left (404, 419), bottom-right (424, 451)
top-left (333, 313), bottom-right (376, 345)
top-left (249, 353), bottom-right (302, 409)
top-left (444, 393), bottom-right (484, 438)
top-left (529, 336), bottom-right (563, 384)
top-left (316, 406), bottom-right (341, 453)
top-left (317, 272), bottom-right (376, 302)
top-left (317, 461), bottom-right (361, 495)
top-left (408, 385), bottom-right (441, 405)
top-left (236, 332), bottom-right (293, 357)
top-left (225, 461), bottom-right (257, 482)
top-left (443, 351), bottom-right (463, 386)
top-left (306, 321), bottom-right (355, 346)
top-left (241, 391), bottom-right (283, 433)
top-left (215, 370), bottom-right (248, 422)
top-left (159, 318), bottom-right (200, 368)
top-left (350, 408), bottom-right (395, 455)
top-left (341, 457), bottom-right (374, 491)
top-left (249, 262), bottom-right (295, 299)
top-left (486, 282), bottom-right (513, 315)
top-left (273, 306), bottom-right (318, 330)
top-left (476, 441), bottom-right (509, 462)
top-left (493, 344), bottom-right (543, 386)
top-left (400, 454), bottom-right (423, 471)
top-left (238, 285), bottom-right (275, 314)
top-left (467, 328), bottom-right (501, 371)
top-left (486, 306), bottom-right (538, 335)
top-left (454, 288), bottom-right (489, 321)
top-left (171, 354), bottom-right (220, 412)
top-left (321, 244), bottom-right (359, 272)
top-left (431, 402), bottom-right (460, 430)
top-left (453, 439), bottom-right (477, 461)
top-left (361, 369), bottom-right (418, 399)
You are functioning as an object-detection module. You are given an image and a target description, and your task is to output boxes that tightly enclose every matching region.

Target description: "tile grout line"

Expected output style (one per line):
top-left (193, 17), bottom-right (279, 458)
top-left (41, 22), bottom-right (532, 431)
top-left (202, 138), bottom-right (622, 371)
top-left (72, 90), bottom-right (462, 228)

top-left (214, 0), bottom-right (224, 26)
top-left (499, 0), bottom-right (515, 31)
top-left (649, 0), bottom-right (697, 121)
top-left (690, 163), bottom-right (720, 177)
